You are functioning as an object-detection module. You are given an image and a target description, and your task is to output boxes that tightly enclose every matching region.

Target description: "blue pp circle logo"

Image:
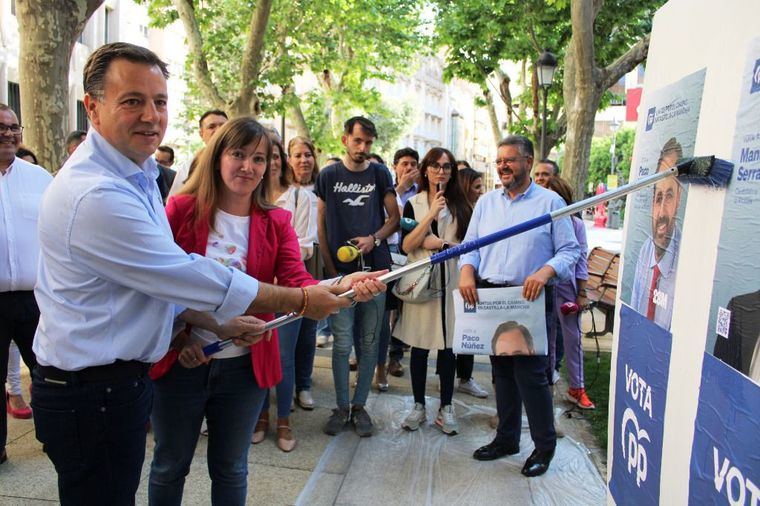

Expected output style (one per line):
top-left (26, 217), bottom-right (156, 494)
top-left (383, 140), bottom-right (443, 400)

top-left (751, 58), bottom-right (760, 94)
top-left (464, 302), bottom-right (476, 313)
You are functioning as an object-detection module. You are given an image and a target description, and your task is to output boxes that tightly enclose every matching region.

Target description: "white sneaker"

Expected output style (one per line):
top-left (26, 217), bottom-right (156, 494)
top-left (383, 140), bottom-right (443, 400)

top-left (457, 378), bottom-right (489, 398)
top-left (316, 334), bottom-right (332, 348)
top-left (402, 402), bottom-right (426, 431)
top-left (435, 405), bottom-right (459, 435)
top-left (552, 369), bottom-right (561, 385)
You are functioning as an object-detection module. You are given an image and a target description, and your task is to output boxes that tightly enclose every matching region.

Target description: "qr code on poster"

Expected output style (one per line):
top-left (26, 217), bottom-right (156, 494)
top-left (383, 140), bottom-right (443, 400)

top-left (716, 306), bottom-right (731, 338)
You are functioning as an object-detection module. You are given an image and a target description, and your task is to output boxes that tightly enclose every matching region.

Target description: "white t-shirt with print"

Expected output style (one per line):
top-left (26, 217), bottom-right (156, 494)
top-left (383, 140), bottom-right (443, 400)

top-left (191, 209), bottom-right (251, 358)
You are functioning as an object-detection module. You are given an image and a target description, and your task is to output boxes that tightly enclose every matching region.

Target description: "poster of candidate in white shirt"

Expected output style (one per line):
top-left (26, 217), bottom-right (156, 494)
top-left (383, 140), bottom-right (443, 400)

top-left (452, 287), bottom-right (547, 356)
top-left (620, 68), bottom-right (706, 332)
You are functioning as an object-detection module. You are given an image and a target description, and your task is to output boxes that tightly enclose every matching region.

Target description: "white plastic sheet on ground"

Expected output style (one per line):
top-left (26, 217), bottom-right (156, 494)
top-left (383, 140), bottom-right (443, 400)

top-left (297, 394), bottom-right (606, 505)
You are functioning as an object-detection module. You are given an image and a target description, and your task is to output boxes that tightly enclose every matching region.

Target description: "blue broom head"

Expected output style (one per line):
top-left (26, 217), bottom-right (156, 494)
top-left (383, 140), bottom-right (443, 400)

top-left (675, 156), bottom-right (733, 187)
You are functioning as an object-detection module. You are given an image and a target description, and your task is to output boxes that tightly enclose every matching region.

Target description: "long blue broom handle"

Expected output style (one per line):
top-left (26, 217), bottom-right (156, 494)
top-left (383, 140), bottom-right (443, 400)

top-left (203, 168), bottom-right (675, 355)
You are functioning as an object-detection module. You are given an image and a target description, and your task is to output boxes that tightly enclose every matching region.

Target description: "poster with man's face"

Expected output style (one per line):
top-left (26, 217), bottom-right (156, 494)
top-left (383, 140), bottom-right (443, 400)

top-left (620, 69), bottom-right (706, 332)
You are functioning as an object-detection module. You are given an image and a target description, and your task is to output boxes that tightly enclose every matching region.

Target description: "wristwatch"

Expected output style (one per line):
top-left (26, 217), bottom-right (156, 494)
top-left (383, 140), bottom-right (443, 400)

top-left (370, 234), bottom-right (381, 247)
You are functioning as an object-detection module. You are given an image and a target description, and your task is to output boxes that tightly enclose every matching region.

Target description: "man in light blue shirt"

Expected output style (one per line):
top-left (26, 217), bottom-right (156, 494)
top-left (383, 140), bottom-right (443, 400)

top-left (31, 43), bottom-right (368, 505)
top-left (459, 135), bottom-right (579, 477)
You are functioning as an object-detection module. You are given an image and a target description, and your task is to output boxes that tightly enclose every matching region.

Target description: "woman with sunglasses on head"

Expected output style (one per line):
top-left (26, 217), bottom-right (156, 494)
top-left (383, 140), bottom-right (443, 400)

top-left (148, 117), bottom-right (383, 505)
top-left (252, 136), bottom-right (318, 451)
top-left (395, 147), bottom-right (472, 435)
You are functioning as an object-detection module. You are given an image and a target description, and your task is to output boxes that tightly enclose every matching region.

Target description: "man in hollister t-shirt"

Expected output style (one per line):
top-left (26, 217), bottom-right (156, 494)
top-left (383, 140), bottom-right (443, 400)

top-left (316, 116), bottom-right (400, 437)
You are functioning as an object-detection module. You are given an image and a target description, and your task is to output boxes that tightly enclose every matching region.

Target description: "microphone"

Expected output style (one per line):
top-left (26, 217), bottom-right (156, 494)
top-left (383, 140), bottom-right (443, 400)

top-left (400, 217), bottom-right (418, 231)
top-left (560, 301), bottom-right (580, 315)
top-left (337, 243), bottom-right (360, 263)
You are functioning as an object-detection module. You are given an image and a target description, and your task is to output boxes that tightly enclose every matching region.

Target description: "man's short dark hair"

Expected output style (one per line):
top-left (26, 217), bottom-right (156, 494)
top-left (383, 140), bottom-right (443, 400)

top-left (199, 109), bottom-right (229, 130)
top-left (156, 145), bottom-right (175, 164)
top-left (497, 135), bottom-right (534, 159)
top-left (368, 153), bottom-right (385, 165)
top-left (538, 159), bottom-right (559, 176)
top-left (491, 321), bottom-right (534, 353)
top-left (83, 42), bottom-right (169, 98)
top-left (457, 160), bottom-right (472, 169)
top-left (344, 116), bottom-right (377, 138)
top-left (16, 147), bottom-right (38, 164)
top-left (65, 130), bottom-right (87, 148)
top-left (393, 147), bottom-right (419, 165)
top-left (657, 137), bottom-right (683, 171)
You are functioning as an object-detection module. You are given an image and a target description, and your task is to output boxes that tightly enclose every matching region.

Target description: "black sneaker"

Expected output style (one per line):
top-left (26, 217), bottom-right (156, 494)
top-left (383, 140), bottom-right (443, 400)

top-left (350, 406), bottom-right (374, 437)
top-left (323, 407), bottom-right (350, 436)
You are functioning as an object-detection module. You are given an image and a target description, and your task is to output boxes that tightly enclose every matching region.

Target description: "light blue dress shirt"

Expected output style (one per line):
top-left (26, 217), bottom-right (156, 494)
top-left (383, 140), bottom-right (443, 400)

top-left (629, 226), bottom-right (680, 331)
top-left (33, 129), bottom-right (259, 370)
top-left (459, 183), bottom-right (580, 285)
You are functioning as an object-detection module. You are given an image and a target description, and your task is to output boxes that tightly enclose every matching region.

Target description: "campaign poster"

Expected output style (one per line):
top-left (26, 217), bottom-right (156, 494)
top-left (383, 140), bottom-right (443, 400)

top-left (704, 36), bottom-right (760, 382)
top-left (689, 354), bottom-right (760, 505)
top-left (689, 36), bottom-right (760, 506)
top-left (619, 69), bottom-right (706, 332)
top-left (609, 306), bottom-right (672, 506)
top-left (452, 287), bottom-right (546, 356)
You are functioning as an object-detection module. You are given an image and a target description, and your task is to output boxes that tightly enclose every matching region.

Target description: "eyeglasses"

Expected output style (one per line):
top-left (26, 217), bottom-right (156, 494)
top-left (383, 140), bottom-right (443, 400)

top-left (0, 123), bottom-right (23, 135)
top-left (429, 162), bottom-right (453, 173)
top-left (494, 156), bottom-right (527, 167)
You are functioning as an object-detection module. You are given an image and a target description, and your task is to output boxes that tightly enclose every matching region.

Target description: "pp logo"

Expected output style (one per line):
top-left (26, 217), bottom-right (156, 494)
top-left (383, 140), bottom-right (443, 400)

top-left (751, 58), bottom-right (760, 94)
top-left (645, 107), bottom-right (656, 131)
top-left (463, 301), bottom-right (476, 313)
top-left (621, 407), bottom-right (650, 487)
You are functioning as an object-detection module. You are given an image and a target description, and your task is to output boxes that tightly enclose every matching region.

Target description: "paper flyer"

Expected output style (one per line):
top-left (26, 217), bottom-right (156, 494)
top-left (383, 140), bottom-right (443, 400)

top-left (452, 287), bottom-right (547, 356)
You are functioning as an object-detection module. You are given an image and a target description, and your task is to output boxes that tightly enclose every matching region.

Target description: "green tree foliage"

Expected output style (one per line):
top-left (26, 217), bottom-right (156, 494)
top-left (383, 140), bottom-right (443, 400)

top-left (435, 0), bottom-right (664, 162)
top-left (586, 128), bottom-right (636, 189)
top-left (145, 0), bottom-right (425, 154)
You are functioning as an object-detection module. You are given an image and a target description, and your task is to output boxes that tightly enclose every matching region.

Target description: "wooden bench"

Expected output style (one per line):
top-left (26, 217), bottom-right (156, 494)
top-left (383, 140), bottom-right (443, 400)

top-left (586, 247), bottom-right (619, 336)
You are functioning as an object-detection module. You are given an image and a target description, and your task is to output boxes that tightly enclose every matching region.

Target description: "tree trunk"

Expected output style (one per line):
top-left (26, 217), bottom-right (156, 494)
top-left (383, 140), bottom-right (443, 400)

top-left (284, 87), bottom-right (310, 139)
top-left (483, 88), bottom-right (502, 145)
top-left (16, 0), bottom-right (103, 171)
top-left (562, 0), bottom-right (648, 199)
top-left (230, 0), bottom-right (273, 117)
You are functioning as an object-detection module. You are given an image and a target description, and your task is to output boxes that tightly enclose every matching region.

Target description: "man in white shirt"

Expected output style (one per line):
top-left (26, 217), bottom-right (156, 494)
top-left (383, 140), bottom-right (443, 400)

top-left (0, 104), bottom-right (53, 466)
top-left (32, 43), bottom-right (381, 505)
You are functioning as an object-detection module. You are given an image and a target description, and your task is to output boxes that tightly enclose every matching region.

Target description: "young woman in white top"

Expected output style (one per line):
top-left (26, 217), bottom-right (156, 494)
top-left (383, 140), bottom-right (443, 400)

top-left (253, 137), bottom-right (318, 451)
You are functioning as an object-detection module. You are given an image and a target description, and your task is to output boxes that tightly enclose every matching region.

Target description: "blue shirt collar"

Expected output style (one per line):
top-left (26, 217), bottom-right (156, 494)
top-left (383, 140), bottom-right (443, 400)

top-left (86, 128), bottom-right (159, 182)
top-left (501, 180), bottom-right (537, 201)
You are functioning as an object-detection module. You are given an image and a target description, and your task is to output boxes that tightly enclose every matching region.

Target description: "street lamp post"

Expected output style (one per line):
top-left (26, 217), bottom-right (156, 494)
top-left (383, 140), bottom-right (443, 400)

top-left (536, 49), bottom-right (558, 159)
top-left (608, 118), bottom-right (622, 229)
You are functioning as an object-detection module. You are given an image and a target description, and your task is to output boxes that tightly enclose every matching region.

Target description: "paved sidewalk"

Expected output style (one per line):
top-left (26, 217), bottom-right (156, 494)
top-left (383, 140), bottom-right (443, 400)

top-left (2, 350), bottom-right (606, 505)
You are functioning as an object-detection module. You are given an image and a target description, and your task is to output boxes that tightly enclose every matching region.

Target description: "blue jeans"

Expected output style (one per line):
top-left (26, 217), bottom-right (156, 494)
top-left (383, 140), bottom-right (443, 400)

top-left (31, 367), bottom-right (153, 506)
top-left (329, 293), bottom-right (386, 408)
top-left (262, 316), bottom-right (301, 418)
top-left (295, 317), bottom-right (318, 392)
top-left (149, 354), bottom-right (267, 506)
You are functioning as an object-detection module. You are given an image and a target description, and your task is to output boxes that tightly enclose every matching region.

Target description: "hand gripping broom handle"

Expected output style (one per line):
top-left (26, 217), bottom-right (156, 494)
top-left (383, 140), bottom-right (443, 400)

top-left (204, 168), bottom-right (678, 356)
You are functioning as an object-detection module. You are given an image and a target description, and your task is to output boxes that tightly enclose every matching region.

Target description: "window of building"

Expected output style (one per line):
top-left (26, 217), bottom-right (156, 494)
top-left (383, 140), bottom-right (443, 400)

top-left (7, 82), bottom-right (21, 123)
top-left (76, 100), bottom-right (89, 132)
top-left (105, 7), bottom-right (114, 43)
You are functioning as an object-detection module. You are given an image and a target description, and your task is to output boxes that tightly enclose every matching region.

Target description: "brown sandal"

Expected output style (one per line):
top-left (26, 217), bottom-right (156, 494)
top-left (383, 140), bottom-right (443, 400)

top-left (276, 418), bottom-right (296, 452)
top-left (252, 411), bottom-right (269, 444)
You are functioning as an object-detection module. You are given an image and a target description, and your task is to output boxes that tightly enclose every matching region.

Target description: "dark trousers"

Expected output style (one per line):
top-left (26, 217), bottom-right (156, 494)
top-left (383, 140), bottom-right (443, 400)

top-left (294, 317), bottom-right (318, 392)
top-left (31, 367), bottom-right (153, 505)
top-left (485, 283), bottom-right (556, 452)
top-left (456, 354), bottom-right (474, 380)
top-left (1, 291), bottom-right (39, 452)
top-left (410, 347), bottom-right (456, 406)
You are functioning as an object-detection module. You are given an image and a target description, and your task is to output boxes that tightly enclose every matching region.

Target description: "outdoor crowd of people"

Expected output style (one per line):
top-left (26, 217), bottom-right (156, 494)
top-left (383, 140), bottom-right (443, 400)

top-left (0, 42), bottom-right (595, 505)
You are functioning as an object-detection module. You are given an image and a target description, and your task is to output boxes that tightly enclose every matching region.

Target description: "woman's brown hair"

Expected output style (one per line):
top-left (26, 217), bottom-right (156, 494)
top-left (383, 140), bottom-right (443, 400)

top-left (286, 136), bottom-right (319, 185)
top-left (180, 116), bottom-right (276, 229)
top-left (418, 147), bottom-right (472, 241)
